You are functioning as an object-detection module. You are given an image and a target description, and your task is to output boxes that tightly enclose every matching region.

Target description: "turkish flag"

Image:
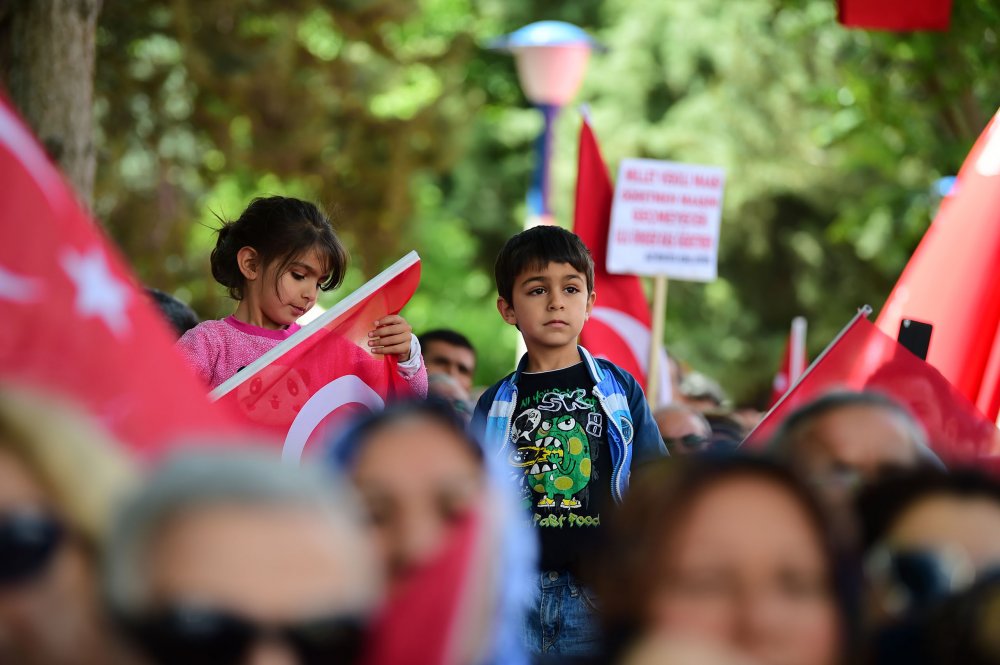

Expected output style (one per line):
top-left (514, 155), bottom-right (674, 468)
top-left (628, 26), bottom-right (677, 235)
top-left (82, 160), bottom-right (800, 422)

top-left (768, 317), bottom-right (808, 408)
top-left (0, 97), bottom-right (239, 458)
top-left (745, 310), bottom-right (999, 467)
top-left (210, 253), bottom-right (421, 462)
top-left (573, 116), bottom-right (665, 397)
top-left (839, 0), bottom-right (952, 31)
top-left (876, 109), bottom-right (1000, 420)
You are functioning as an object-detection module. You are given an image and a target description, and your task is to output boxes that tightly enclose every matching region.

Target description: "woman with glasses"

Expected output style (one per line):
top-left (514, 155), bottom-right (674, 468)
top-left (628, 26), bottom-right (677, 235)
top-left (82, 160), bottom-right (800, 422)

top-left (0, 385), bottom-right (135, 665)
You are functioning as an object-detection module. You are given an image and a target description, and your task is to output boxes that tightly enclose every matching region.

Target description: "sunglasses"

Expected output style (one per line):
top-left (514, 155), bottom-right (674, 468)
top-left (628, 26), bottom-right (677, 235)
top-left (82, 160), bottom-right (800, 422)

top-left (118, 605), bottom-right (368, 665)
top-left (0, 511), bottom-right (64, 588)
top-left (866, 546), bottom-right (974, 614)
top-left (662, 434), bottom-right (710, 451)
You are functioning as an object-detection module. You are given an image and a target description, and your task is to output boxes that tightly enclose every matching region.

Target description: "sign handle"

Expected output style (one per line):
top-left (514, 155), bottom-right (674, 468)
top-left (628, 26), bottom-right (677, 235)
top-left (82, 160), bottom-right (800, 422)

top-left (647, 276), bottom-right (669, 407)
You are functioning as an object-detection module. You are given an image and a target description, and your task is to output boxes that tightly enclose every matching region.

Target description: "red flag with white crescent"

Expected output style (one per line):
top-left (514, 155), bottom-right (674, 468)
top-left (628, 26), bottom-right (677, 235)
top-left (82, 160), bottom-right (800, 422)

top-left (210, 253), bottom-right (422, 462)
top-left (0, 96), bottom-right (240, 458)
top-left (573, 115), bottom-right (669, 401)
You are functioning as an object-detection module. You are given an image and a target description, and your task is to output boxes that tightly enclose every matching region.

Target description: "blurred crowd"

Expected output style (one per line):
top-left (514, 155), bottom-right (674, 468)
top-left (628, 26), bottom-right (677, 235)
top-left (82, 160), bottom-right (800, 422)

top-left (3, 320), bottom-right (1000, 665)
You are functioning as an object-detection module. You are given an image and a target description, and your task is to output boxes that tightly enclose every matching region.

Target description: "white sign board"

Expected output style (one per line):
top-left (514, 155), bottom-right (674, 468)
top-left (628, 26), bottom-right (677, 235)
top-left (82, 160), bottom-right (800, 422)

top-left (606, 158), bottom-right (725, 281)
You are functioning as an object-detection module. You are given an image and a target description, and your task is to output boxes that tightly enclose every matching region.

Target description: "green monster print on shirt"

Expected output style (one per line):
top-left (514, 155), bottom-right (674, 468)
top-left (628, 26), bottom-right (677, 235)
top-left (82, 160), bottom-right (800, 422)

top-left (525, 415), bottom-right (593, 509)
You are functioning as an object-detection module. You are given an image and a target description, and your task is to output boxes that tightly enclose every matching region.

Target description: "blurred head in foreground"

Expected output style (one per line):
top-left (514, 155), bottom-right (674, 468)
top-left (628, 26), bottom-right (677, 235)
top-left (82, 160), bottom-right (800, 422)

top-left (0, 385), bottom-right (136, 665)
top-left (597, 456), bottom-right (844, 665)
top-left (858, 468), bottom-right (1000, 625)
top-left (105, 450), bottom-right (380, 665)
top-left (769, 391), bottom-right (936, 526)
top-left (327, 399), bottom-right (486, 589)
top-left (326, 399), bottom-right (534, 665)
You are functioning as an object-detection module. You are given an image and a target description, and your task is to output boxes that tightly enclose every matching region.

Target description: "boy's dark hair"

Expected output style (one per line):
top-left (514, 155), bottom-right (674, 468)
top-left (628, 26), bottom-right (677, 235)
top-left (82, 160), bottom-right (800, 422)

top-left (146, 288), bottom-right (199, 338)
top-left (210, 196), bottom-right (348, 300)
top-left (418, 329), bottom-right (476, 356)
top-left (494, 225), bottom-right (595, 304)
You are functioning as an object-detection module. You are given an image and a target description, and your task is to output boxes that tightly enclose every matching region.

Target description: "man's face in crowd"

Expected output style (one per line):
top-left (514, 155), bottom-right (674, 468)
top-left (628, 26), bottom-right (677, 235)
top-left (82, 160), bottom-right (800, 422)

top-left (655, 407), bottom-right (712, 455)
top-left (423, 341), bottom-right (476, 393)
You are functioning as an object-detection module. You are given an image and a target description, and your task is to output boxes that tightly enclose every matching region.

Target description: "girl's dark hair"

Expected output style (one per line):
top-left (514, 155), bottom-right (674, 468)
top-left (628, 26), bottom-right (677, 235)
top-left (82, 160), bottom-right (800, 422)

top-left (593, 455), bottom-right (854, 661)
top-left (210, 196), bottom-right (348, 300)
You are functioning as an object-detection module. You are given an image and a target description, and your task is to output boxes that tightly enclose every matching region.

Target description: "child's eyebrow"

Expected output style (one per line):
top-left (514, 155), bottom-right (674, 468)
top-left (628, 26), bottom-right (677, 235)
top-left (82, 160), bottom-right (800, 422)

top-left (520, 275), bottom-right (550, 286)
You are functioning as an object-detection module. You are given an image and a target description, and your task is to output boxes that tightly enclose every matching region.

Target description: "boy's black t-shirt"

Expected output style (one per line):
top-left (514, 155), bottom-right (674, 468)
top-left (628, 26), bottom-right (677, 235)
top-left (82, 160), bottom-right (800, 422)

top-left (506, 362), bottom-right (612, 572)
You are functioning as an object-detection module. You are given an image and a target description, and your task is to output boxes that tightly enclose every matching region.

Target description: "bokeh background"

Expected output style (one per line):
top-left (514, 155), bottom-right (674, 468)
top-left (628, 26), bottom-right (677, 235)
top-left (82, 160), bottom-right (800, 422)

top-left (87, 0), bottom-right (1000, 404)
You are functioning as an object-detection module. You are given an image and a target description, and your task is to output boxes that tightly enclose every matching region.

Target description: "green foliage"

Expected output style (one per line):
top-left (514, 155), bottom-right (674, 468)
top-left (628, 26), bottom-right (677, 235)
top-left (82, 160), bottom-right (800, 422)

top-left (92, 0), bottom-right (1000, 400)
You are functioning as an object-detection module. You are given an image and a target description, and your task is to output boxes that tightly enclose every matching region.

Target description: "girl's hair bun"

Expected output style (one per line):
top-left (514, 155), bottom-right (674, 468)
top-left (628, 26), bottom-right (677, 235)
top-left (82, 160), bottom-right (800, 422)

top-left (210, 221), bottom-right (245, 298)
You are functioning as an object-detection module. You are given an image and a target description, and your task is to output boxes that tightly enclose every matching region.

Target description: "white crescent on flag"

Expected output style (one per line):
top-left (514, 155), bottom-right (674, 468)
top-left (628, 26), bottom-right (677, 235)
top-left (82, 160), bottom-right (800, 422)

top-left (282, 374), bottom-right (385, 462)
top-left (589, 306), bottom-right (650, 370)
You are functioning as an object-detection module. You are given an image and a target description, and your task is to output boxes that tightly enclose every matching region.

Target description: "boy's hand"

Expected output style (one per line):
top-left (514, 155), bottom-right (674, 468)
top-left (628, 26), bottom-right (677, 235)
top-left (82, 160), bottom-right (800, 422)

top-left (368, 315), bottom-right (413, 361)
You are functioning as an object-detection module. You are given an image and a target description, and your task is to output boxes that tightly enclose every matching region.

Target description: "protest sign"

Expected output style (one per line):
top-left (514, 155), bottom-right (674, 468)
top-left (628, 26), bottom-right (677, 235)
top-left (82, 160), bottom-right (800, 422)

top-left (606, 158), bottom-right (725, 281)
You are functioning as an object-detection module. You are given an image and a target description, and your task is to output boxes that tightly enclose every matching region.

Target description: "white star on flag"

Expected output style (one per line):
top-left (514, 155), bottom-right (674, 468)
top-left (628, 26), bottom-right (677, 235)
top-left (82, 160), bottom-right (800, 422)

top-left (0, 264), bottom-right (44, 303)
top-left (60, 246), bottom-right (132, 338)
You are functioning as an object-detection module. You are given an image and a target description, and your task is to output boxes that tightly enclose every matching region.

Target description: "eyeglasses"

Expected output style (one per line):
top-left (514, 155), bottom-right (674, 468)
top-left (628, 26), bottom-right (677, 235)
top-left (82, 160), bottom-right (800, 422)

top-left (118, 605), bottom-right (368, 665)
top-left (662, 434), bottom-right (710, 451)
top-left (0, 511), bottom-right (65, 588)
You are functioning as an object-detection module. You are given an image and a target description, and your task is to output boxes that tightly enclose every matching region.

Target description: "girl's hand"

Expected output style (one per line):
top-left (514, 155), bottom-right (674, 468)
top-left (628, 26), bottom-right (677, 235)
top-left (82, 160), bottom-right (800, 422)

top-left (368, 315), bottom-right (413, 361)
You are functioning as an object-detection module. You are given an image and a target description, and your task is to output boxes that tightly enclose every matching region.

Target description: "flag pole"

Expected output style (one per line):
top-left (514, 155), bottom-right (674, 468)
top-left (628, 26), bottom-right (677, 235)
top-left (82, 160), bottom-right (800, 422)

top-left (790, 316), bottom-right (808, 383)
top-left (741, 305), bottom-right (871, 445)
top-left (646, 275), bottom-right (669, 406)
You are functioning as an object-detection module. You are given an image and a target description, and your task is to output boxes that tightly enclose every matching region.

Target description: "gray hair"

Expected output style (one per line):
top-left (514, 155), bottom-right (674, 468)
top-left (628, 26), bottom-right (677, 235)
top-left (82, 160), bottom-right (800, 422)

top-left (653, 403), bottom-right (712, 436)
top-left (768, 390), bottom-right (942, 467)
top-left (103, 448), bottom-right (376, 612)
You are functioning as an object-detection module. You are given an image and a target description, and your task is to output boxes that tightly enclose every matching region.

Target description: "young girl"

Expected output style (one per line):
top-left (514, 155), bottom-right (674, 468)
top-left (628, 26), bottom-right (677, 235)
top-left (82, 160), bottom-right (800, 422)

top-left (177, 196), bottom-right (427, 393)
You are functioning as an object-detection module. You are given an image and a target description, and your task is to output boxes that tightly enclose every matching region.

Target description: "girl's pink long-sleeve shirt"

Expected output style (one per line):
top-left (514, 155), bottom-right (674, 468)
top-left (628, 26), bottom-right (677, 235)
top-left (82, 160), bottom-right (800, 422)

top-left (176, 315), bottom-right (427, 395)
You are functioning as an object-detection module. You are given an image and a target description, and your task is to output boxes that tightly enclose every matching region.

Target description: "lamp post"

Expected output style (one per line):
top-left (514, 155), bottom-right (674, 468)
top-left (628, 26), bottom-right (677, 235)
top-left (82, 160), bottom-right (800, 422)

top-left (492, 21), bottom-right (599, 227)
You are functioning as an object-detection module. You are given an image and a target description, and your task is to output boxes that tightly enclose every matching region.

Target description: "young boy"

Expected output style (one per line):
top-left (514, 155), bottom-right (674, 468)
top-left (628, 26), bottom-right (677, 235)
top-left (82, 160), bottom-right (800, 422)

top-left (472, 225), bottom-right (666, 658)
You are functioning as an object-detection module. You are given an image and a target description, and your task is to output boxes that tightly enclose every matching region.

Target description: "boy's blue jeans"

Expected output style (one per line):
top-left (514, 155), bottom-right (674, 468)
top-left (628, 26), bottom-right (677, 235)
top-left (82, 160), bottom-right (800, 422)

top-left (522, 570), bottom-right (603, 658)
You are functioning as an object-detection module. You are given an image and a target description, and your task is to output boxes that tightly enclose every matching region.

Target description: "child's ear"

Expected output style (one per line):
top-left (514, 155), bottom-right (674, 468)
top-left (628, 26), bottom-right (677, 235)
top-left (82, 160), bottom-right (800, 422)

top-left (585, 289), bottom-right (597, 320)
top-left (497, 296), bottom-right (518, 327)
top-left (237, 247), bottom-right (260, 281)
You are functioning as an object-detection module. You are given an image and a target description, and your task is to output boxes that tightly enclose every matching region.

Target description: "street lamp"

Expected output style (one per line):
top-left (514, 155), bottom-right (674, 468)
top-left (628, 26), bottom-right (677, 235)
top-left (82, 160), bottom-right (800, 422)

top-left (492, 21), bottom-right (600, 226)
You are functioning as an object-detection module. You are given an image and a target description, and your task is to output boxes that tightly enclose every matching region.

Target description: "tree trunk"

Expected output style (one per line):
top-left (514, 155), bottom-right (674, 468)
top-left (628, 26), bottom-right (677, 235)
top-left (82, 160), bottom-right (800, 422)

top-left (0, 0), bottom-right (103, 209)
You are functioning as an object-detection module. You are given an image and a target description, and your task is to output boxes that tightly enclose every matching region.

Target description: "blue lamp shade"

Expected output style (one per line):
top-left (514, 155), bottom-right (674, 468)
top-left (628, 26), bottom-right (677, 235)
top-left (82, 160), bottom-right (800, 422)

top-left (491, 21), bottom-right (601, 106)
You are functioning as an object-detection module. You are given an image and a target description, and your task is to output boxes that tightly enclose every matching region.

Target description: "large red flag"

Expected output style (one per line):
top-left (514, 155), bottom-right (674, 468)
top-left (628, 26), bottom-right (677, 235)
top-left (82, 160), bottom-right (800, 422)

top-left (0, 96), bottom-right (239, 459)
top-left (838, 0), bottom-right (952, 31)
top-left (211, 252), bottom-right (421, 462)
top-left (876, 109), bottom-right (1000, 420)
top-left (745, 309), bottom-right (999, 467)
top-left (573, 116), bottom-right (661, 394)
